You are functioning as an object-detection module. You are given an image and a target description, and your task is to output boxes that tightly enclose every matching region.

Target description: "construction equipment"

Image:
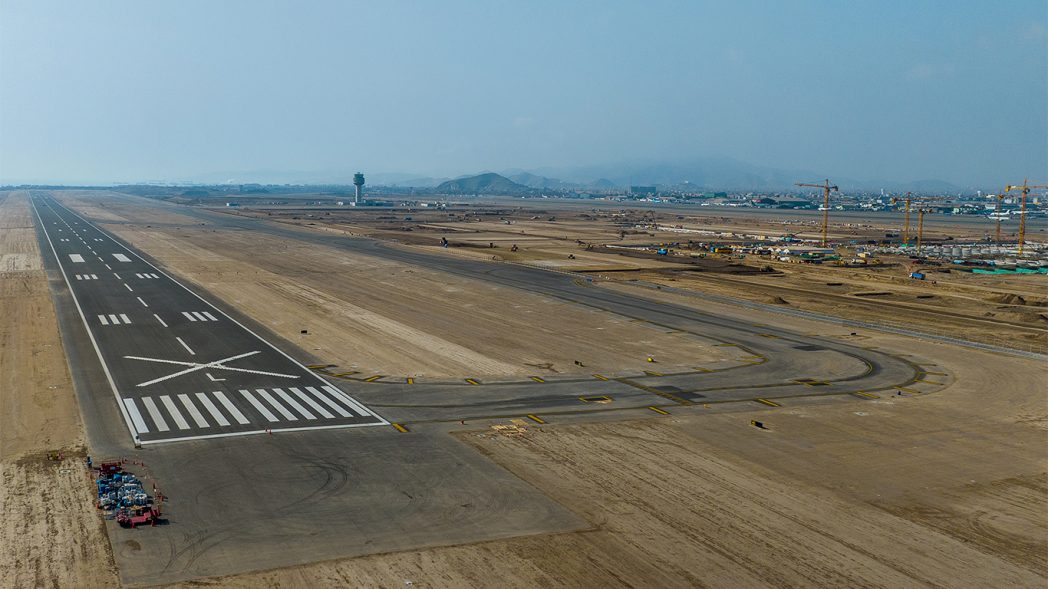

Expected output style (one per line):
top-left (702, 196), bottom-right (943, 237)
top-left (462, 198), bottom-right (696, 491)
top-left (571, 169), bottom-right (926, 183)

top-left (990, 193), bottom-right (1006, 243)
top-left (117, 506), bottom-right (162, 528)
top-left (1003, 179), bottom-right (1048, 256)
top-left (889, 193), bottom-right (913, 245)
top-left (795, 179), bottom-right (838, 247)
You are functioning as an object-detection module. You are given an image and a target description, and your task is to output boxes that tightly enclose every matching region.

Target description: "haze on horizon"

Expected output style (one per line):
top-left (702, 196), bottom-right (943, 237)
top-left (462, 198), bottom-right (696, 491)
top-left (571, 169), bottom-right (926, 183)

top-left (1, 0), bottom-right (1045, 189)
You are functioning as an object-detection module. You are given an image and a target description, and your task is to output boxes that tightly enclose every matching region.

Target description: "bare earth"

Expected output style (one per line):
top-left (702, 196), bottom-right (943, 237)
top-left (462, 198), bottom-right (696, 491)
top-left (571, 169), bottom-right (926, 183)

top-left (0, 191), bottom-right (119, 588)
top-left (157, 325), bottom-right (1046, 588)
top-left (4, 190), bottom-right (1045, 587)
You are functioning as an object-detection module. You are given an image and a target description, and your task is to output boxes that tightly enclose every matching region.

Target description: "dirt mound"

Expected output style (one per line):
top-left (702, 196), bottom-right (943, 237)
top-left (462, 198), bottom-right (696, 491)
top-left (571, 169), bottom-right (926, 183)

top-left (767, 296), bottom-right (789, 305)
top-left (990, 293), bottom-right (1027, 306)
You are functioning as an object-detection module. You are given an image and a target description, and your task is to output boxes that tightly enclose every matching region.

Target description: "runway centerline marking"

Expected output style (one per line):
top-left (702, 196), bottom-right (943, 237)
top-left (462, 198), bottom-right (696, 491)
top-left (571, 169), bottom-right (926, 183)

top-left (176, 336), bottom-right (196, 355)
top-left (153, 313), bottom-right (168, 327)
top-left (137, 296), bottom-right (149, 307)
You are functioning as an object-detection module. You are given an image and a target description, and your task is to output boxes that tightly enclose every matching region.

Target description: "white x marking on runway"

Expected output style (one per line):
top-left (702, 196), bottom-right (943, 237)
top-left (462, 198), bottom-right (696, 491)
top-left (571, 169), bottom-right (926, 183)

top-left (124, 351), bottom-right (300, 387)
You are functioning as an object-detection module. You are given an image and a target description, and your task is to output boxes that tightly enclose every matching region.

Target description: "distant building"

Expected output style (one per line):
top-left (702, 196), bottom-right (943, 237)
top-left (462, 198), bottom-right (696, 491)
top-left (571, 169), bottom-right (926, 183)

top-left (630, 186), bottom-right (657, 196)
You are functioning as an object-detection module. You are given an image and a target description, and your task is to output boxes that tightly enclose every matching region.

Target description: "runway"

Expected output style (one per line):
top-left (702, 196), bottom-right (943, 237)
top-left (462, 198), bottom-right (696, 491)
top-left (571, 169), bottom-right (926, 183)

top-left (31, 194), bottom-right (385, 444)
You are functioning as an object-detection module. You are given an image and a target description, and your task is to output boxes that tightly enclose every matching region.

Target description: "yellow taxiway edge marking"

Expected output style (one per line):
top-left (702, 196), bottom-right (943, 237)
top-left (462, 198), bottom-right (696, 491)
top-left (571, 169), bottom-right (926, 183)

top-left (392, 423), bottom-right (409, 433)
top-left (915, 379), bottom-right (943, 384)
top-left (406, 377), bottom-right (414, 385)
top-left (364, 375), bottom-right (384, 382)
top-left (643, 370), bottom-right (663, 377)
top-left (924, 371), bottom-right (947, 376)
top-left (465, 378), bottom-right (480, 385)
top-left (715, 343), bottom-right (738, 347)
top-left (333, 371), bottom-right (359, 377)
top-left (648, 406), bottom-right (670, 415)
top-left (306, 364), bottom-right (331, 369)
top-left (758, 333), bottom-right (779, 338)
top-left (898, 387), bottom-right (920, 393)
top-left (592, 374), bottom-right (609, 381)
top-left (853, 391), bottom-right (879, 399)
top-left (530, 376), bottom-right (545, 383)
top-left (755, 398), bottom-right (781, 407)
top-left (526, 414), bottom-right (546, 424)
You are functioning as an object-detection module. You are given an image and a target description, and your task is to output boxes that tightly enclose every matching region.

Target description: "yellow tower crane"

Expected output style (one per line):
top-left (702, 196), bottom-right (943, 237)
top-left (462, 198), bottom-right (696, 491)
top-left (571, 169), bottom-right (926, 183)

top-left (795, 179), bottom-right (838, 247)
top-left (909, 197), bottom-right (947, 256)
top-left (1003, 179), bottom-right (1047, 256)
top-left (889, 192), bottom-right (914, 245)
top-left (992, 193), bottom-right (1006, 243)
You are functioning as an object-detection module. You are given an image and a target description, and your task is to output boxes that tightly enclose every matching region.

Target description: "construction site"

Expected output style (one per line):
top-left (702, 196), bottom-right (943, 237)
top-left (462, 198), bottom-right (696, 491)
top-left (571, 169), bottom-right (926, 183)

top-left (1, 184), bottom-right (1045, 587)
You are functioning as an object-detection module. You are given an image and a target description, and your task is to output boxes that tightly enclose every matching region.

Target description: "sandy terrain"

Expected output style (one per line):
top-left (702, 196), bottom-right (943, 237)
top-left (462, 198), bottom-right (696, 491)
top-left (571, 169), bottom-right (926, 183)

top-left (54, 191), bottom-right (733, 380)
top-left (7, 190), bottom-right (1044, 587)
top-left (268, 199), bottom-right (1046, 353)
top-left (0, 191), bottom-right (119, 587)
top-left (157, 328), bottom-right (1046, 588)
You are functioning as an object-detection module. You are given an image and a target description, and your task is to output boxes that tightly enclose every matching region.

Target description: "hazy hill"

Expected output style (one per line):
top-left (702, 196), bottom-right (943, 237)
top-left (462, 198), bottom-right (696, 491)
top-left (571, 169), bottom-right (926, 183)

top-left (506, 172), bottom-right (578, 190)
top-left (435, 172), bottom-right (532, 194)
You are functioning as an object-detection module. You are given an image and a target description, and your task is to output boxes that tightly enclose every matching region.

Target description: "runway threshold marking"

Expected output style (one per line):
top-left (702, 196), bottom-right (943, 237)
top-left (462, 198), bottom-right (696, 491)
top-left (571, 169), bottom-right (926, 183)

top-left (755, 398), bottom-right (781, 407)
top-left (465, 378), bottom-right (480, 385)
top-left (363, 375), bottom-right (384, 382)
top-left (530, 376), bottom-right (545, 383)
top-left (592, 374), bottom-right (609, 381)
top-left (648, 406), bottom-right (670, 415)
top-left (526, 414), bottom-right (546, 424)
top-left (392, 423), bottom-right (409, 433)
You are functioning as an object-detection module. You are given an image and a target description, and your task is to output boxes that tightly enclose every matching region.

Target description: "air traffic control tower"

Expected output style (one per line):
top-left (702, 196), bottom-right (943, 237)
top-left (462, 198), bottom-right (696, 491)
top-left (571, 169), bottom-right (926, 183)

top-left (353, 172), bottom-right (365, 204)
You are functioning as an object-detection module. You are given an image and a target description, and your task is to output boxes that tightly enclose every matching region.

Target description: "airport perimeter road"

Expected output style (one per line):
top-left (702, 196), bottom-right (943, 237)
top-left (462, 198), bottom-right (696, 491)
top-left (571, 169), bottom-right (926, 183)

top-left (31, 194), bottom-right (385, 445)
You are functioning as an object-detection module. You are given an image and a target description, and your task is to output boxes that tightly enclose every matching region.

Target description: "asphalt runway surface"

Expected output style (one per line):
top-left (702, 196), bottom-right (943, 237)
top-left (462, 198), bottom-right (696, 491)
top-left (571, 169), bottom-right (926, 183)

top-left (32, 194), bottom-right (385, 445)
top-left (29, 191), bottom-right (938, 585)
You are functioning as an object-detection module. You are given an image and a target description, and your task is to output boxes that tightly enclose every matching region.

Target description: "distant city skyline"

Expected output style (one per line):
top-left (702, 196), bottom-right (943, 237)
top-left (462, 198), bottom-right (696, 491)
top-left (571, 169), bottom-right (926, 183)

top-left (1, 1), bottom-right (1045, 187)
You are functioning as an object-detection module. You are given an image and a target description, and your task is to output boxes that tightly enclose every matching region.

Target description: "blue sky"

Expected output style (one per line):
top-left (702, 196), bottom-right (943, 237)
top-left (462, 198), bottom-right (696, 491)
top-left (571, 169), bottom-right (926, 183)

top-left (1, 0), bottom-right (1045, 186)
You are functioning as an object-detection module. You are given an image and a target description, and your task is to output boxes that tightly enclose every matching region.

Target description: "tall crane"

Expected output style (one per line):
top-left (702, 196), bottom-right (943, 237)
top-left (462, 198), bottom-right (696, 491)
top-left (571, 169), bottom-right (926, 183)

top-left (909, 197), bottom-right (947, 255)
top-left (889, 192), bottom-right (913, 245)
top-left (1003, 179), bottom-right (1047, 256)
top-left (991, 193), bottom-right (1006, 243)
top-left (795, 179), bottom-right (838, 247)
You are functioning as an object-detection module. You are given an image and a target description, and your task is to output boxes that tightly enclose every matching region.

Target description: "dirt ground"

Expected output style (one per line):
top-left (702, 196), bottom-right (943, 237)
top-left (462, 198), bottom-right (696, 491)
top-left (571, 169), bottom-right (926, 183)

top-left (0, 191), bottom-right (119, 587)
top-left (245, 198), bottom-right (1046, 353)
top-left (6, 190), bottom-right (1045, 587)
top-left (54, 191), bottom-right (734, 380)
top-left (156, 322), bottom-right (1046, 588)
